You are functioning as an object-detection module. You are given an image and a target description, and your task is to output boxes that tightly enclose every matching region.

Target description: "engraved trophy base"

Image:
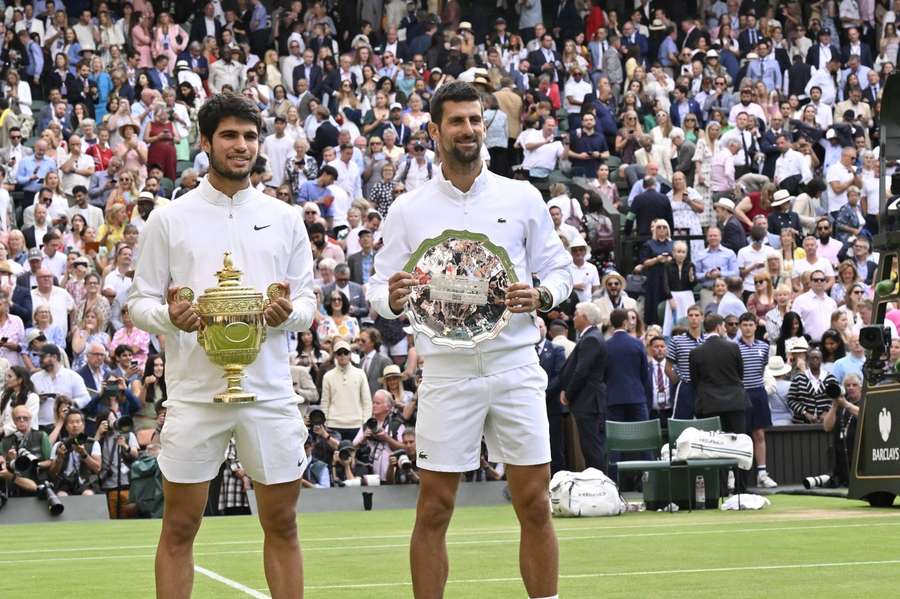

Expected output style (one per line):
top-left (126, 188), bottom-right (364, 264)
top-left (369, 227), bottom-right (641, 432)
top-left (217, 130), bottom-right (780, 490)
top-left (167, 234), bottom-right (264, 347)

top-left (213, 364), bottom-right (256, 403)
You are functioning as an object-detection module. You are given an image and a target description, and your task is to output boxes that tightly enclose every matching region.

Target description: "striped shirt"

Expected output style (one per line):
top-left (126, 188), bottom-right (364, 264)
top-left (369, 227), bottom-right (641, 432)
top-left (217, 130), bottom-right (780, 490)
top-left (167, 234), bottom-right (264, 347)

top-left (666, 332), bottom-right (706, 382)
top-left (787, 370), bottom-right (838, 423)
top-left (737, 337), bottom-right (769, 389)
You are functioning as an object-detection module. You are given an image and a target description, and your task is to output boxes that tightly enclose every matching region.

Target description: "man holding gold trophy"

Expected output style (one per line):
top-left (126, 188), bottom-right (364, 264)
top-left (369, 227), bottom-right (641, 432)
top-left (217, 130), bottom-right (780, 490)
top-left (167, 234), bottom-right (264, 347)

top-left (368, 81), bottom-right (573, 599)
top-left (128, 93), bottom-right (317, 599)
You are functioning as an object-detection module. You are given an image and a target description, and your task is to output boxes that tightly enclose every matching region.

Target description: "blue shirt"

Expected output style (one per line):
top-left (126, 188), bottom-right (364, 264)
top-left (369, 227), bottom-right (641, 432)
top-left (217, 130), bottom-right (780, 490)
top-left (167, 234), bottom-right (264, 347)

top-left (658, 37), bottom-right (678, 67)
top-left (666, 332), bottom-right (705, 382)
top-left (738, 337), bottom-right (768, 389)
top-left (830, 353), bottom-right (864, 384)
top-left (694, 245), bottom-right (738, 289)
top-left (250, 2), bottom-right (268, 31)
top-left (360, 253), bottom-right (374, 284)
top-left (298, 181), bottom-right (334, 218)
top-left (24, 41), bottom-right (44, 79)
top-left (16, 155), bottom-right (57, 193)
top-left (717, 292), bottom-right (747, 319)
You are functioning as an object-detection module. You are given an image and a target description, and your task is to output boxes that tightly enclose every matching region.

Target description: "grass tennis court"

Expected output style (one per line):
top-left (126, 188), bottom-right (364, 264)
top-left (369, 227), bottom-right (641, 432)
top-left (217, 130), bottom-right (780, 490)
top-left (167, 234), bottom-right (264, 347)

top-left (4, 494), bottom-right (899, 598)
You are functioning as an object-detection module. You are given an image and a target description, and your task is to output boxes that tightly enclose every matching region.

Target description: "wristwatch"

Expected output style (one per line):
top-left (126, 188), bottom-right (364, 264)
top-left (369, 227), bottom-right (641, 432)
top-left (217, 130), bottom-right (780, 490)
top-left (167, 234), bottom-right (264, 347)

top-left (537, 286), bottom-right (554, 312)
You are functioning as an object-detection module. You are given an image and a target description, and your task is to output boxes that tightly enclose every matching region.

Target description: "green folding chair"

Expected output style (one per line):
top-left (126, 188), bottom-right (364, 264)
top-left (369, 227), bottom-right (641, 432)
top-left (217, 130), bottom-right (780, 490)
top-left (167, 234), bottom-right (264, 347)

top-left (606, 419), bottom-right (675, 510)
top-left (667, 417), bottom-right (740, 510)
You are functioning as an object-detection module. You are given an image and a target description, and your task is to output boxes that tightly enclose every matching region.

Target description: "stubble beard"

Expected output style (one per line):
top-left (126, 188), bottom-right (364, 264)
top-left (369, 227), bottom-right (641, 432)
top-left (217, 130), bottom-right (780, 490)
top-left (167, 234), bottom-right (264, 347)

top-left (209, 147), bottom-right (254, 181)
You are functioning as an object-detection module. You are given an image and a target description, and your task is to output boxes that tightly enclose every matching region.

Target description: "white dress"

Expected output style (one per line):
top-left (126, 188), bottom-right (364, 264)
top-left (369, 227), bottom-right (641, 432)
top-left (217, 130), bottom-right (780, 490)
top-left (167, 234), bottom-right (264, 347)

top-left (669, 188), bottom-right (705, 257)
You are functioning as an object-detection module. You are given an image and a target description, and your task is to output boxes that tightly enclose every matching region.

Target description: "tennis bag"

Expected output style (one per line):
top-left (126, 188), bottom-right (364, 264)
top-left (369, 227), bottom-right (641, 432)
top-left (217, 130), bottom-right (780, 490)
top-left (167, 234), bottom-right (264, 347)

top-left (674, 427), bottom-right (754, 470)
top-left (549, 468), bottom-right (626, 517)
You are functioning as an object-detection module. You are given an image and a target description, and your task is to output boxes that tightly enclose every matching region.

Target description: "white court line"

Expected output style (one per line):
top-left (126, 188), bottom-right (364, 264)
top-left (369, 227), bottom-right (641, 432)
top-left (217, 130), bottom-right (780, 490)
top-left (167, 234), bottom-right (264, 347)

top-left (6, 511), bottom-right (898, 556)
top-left (194, 565), bottom-right (270, 599)
top-left (292, 559), bottom-right (900, 591)
top-left (7, 520), bottom-right (900, 565)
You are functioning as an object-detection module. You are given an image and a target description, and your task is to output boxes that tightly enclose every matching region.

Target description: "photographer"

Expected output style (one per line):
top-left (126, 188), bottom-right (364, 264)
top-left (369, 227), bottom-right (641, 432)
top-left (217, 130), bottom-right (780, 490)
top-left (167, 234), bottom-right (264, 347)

top-left (821, 373), bottom-right (862, 487)
top-left (305, 408), bottom-right (341, 467)
top-left (331, 440), bottom-right (372, 486)
top-left (217, 438), bottom-right (251, 515)
top-left (48, 409), bottom-right (100, 496)
top-left (94, 407), bottom-right (139, 517)
top-left (386, 427), bottom-right (420, 485)
top-left (300, 437), bottom-right (331, 489)
top-left (83, 375), bottom-right (141, 424)
top-left (352, 390), bottom-right (405, 482)
top-left (0, 405), bottom-right (52, 495)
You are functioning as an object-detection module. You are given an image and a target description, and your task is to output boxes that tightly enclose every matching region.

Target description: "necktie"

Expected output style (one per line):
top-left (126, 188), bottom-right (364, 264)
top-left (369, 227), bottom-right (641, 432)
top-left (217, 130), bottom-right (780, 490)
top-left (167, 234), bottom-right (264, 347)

top-left (656, 363), bottom-right (665, 393)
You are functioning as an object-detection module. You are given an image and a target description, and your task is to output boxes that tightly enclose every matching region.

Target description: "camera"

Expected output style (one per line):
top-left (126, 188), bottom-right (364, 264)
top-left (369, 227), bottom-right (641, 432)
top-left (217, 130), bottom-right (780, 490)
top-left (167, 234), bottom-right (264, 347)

top-left (101, 379), bottom-right (120, 400)
top-left (13, 448), bottom-right (39, 474)
top-left (338, 440), bottom-right (354, 462)
top-left (308, 409), bottom-right (326, 427)
top-left (364, 418), bottom-right (379, 433)
top-left (860, 325), bottom-right (890, 354)
top-left (64, 432), bottom-right (88, 451)
top-left (392, 449), bottom-right (412, 471)
top-left (803, 474), bottom-right (832, 489)
top-left (36, 482), bottom-right (64, 516)
top-left (824, 379), bottom-right (844, 399)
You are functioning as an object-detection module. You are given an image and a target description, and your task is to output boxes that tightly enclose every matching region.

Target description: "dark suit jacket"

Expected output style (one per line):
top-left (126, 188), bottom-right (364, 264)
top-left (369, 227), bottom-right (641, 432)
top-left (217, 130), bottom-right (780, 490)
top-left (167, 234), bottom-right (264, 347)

top-left (626, 190), bottom-right (674, 236)
top-left (561, 326), bottom-right (607, 416)
top-left (77, 364), bottom-right (103, 396)
top-left (722, 216), bottom-right (747, 255)
top-left (189, 16), bottom-right (223, 44)
top-left (310, 121), bottom-right (339, 162)
top-left (295, 91), bottom-right (316, 121)
top-left (11, 282), bottom-right (33, 329)
top-left (604, 331), bottom-right (652, 409)
top-left (22, 226), bottom-right (38, 249)
top-left (689, 335), bottom-right (749, 414)
top-left (322, 281), bottom-right (368, 320)
top-left (843, 43), bottom-right (873, 67)
top-left (806, 44), bottom-right (841, 68)
top-left (375, 41), bottom-right (410, 62)
top-left (621, 32), bottom-right (649, 61)
top-left (147, 69), bottom-right (175, 92)
top-left (738, 29), bottom-right (762, 56)
top-left (362, 351), bottom-right (392, 397)
top-left (669, 99), bottom-right (704, 127)
top-left (347, 251), bottom-right (375, 285)
top-left (527, 48), bottom-right (562, 81)
top-left (291, 64), bottom-right (323, 97)
top-left (177, 51), bottom-right (210, 80)
top-left (539, 340), bottom-right (566, 416)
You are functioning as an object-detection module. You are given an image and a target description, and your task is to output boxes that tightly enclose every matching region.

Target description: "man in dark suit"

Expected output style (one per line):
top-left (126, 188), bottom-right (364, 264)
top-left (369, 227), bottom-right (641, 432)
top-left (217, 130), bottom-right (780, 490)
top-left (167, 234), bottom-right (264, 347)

top-left (178, 42), bottom-right (210, 81)
top-left (805, 29), bottom-right (841, 70)
top-left (527, 33), bottom-right (563, 83)
top-left (842, 26), bottom-right (873, 68)
top-left (375, 26), bottom-right (410, 63)
top-left (322, 263), bottom-right (369, 321)
top-left (624, 177), bottom-right (675, 236)
top-left (560, 302), bottom-right (607, 471)
top-left (537, 318), bottom-right (567, 474)
top-left (669, 85), bottom-right (704, 127)
top-left (77, 341), bottom-right (111, 398)
top-left (148, 55), bottom-right (175, 91)
top-left (358, 328), bottom-right (393, 397)
top-left (309, 106), bottom-right (339, 163)
top-left (292, 49), bottom-right (324, 98)
top-left (737, 17), bottom-right (762, 56)
top-left (347, 230), bottom-right (376, 285)
top-left (689, 314), bottom-right (750, 490)
top-left (189, 2), bottom-right (223, 44)
top-left (620, 20), bottom-right (648, 64)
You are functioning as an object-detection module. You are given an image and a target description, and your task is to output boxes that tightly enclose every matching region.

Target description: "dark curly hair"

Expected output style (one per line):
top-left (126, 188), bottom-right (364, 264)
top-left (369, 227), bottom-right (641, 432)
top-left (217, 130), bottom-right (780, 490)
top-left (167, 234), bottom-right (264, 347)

top-left (324, 290), bottom-right (350, 316)
top-left (197, 92), bottom-right (262, 142)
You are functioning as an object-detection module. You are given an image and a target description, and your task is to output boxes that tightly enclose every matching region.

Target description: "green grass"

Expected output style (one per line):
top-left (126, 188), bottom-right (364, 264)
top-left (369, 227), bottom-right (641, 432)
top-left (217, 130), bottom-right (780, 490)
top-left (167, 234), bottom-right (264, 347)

top-left (3, 494), bottom-right (899, 598)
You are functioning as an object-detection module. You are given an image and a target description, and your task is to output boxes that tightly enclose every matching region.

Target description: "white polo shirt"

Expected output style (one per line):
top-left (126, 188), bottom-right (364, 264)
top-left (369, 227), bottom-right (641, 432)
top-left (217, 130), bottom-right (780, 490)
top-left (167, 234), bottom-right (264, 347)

top-left (792, 290), bottom-right (837, 342)
top-left (826, 162), bottom-right (854, 213)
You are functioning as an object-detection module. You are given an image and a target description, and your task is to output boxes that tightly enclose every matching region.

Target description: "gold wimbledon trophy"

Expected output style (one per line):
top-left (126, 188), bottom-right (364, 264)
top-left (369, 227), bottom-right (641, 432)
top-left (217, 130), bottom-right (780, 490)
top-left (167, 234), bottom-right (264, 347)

top-left (176, 252), bottom-right (285, 403)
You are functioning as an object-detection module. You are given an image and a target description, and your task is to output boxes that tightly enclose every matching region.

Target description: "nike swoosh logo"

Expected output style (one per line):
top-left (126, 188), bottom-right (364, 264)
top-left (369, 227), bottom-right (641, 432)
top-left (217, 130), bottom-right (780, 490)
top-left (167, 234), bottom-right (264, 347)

top-left (253, 225), bottom-right (271, 231)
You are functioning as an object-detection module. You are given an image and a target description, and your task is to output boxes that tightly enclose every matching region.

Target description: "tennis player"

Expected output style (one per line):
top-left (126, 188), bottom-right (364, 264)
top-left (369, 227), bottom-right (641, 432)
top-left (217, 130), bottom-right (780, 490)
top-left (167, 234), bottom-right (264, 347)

top-left (368, 81), bottom-right (572, 599)
top-left (128, 93), bottom-right (317, 599)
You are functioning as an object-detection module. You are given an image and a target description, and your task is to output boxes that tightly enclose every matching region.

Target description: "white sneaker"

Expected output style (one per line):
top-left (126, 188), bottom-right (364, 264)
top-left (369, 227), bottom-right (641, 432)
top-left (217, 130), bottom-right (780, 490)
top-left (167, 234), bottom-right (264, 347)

top-left (757, 473), bottom-right (778, 488)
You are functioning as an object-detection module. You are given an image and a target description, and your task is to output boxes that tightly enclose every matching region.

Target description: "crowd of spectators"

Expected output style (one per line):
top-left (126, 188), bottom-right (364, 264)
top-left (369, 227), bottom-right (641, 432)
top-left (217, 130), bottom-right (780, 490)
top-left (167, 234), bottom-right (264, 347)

top-left (3, 0), bottom-right (900, 511)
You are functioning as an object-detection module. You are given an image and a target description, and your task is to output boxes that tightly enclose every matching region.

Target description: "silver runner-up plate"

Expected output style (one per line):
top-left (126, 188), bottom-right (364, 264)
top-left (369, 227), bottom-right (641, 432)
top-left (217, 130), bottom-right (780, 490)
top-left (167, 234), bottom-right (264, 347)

top-left (403, 230), bottom-right (517, 349)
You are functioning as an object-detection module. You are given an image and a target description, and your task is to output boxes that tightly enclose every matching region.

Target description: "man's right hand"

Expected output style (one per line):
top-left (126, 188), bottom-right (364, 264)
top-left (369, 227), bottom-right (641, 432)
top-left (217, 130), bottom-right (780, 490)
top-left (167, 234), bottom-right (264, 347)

top-left (167, 287), bottom-right (201, 332)
top-left (388, 272), bottom-right (416, 314)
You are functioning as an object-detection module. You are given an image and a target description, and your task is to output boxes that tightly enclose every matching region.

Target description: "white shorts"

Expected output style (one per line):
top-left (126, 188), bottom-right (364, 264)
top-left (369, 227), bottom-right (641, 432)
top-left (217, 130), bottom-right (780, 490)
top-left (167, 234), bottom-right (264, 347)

top-left (415, 362), bottom-right (550, 472)
top-left (158, 398), bottom-right (309, 485)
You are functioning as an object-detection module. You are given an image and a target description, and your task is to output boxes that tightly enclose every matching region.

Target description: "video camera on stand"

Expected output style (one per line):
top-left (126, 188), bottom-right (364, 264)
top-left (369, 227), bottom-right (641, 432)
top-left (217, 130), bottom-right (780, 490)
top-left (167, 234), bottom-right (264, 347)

top-left (860, 325), bottom-right (900, 386)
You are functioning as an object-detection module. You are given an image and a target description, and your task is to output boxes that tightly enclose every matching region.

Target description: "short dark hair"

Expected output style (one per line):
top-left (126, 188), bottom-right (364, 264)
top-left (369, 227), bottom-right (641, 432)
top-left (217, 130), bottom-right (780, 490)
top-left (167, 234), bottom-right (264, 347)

top-left (704, 313), bottom-right (724, 333)
top-left (307, 222), bottom-right (326, 236)
top-left (738, 312), bottom-right (757, 325)
top-left (319, 164), bottom-right (338, 179)
top-left (113, 345), bottom-right (133, 358)
top-left (72, 185), bottom-right (88, 195)
top-left (361, 327), bottom-right (382, 349)
top-left (648, 335), bottom-right (666, 346)
top-left (430, 81), bottom-right (481, 127)
top-left (197, 92), bottom-right (262, 142)
top-left (609, 309), bottom-right (628, 329)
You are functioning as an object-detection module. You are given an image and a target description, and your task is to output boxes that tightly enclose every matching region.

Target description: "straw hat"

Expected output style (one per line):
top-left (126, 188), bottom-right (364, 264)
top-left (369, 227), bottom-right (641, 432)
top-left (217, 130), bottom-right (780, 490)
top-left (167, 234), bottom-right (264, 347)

top-left (771, 189), bottom-right (793, 207)
top-left (378, 364), bottom-right (408, 384)
top-left (601, 271), bottom-right (626, 288)
top-left (765, 356), bottom-right (792, 377)
top-left (714, 198), bottom-right (736, 212)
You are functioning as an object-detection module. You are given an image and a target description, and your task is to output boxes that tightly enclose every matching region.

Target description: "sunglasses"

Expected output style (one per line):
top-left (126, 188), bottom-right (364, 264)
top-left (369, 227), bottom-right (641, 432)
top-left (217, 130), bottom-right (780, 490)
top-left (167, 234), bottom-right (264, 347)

top-left (811, 278), bottom-right (826, 283)
top-left (335, 350), bottom-right (350, 356)
top-left (816, 226), bottom-right (830, 231)
top-left (851, 290), bottom-right (864, 295)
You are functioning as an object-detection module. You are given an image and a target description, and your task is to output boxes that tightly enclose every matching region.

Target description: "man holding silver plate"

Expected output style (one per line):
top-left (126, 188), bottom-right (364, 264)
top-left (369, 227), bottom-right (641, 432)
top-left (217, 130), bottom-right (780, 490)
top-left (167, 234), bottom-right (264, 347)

top-left (128, 93), bottom-right (317, 599)
top-left (368, 81), bottom-right (573, 599)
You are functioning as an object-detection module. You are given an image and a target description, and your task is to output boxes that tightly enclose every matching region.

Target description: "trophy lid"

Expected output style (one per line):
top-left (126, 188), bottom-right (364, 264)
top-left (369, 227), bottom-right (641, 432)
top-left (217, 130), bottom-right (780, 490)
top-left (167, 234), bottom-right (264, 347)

top-left (200, 252), bottom-right (264, 301)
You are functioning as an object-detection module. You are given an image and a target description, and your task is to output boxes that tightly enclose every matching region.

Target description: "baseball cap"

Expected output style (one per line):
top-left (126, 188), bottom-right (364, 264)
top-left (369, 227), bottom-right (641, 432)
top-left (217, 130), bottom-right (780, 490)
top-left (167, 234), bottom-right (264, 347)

top-left (333, 339), bottom-right (352, 353)
top-left (137, 191), bottom-right (156, 203)
top-left (706, 49), bottom-right (719, 58)
top-left (390, 102), bottom-right (403, 110)
top-left (27, 248), bottom-right (42, 261)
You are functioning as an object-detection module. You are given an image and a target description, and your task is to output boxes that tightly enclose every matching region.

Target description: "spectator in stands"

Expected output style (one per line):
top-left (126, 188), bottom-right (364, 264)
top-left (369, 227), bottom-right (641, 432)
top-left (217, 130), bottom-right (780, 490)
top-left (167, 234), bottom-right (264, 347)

top-left (831, 334), bottom-right (866, 384)
top-left (594, 271), bottom-right (636, 330)
top-left (0, 404), bottom-right (51, 495)
top-left (0, 366), bottom-right (38, 435)
top-left (694, 227), bottom-right (738, 310)
top-left (792, 270), bottom-right (838, 343)
top-left (764, 355), bottom-right (794, 426)
top-left (717, 276), bottom-right (748, 319)
top-left (788, 347), bottom-right (839, 425)
top-left (359, 328), bottom-right (392, 396)
top-left (47, 408), bottom-right (99, 496)
top-left (714, 197), bottom-right (747, 255)
top-left (321, 339), bottom-right (371, 442)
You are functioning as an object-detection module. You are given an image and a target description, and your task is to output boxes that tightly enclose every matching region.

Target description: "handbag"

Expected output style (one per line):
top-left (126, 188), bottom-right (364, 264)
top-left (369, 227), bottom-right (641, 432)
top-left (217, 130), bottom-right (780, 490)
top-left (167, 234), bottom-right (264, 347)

top-left (566, 197), bottom-right (586, 234)
top-left (625, 273), bottom-right (647, 296)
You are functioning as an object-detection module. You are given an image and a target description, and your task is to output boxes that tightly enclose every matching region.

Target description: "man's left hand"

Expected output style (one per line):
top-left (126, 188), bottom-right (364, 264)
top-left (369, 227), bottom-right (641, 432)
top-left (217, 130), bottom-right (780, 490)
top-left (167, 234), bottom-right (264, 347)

top-left (505, 283), bottom-right (540, 313)
top-left (264, 283), bottom-right (293, 327)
